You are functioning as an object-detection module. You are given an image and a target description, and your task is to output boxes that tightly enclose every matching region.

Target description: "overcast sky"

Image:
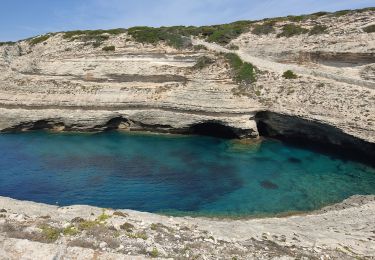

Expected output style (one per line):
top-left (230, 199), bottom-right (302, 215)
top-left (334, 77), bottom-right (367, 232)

top-left (0, 0), bottom-right (373, 41)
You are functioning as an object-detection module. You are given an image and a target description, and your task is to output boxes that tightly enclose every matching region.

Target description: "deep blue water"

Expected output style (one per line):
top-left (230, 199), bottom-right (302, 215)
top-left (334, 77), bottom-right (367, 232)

top-left (0, 131), bottom-right (375, 217)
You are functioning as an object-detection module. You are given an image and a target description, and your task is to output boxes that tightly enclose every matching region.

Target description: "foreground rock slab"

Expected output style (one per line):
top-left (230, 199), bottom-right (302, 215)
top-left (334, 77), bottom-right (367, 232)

top-left (0, 196), bottom-right (374, 259)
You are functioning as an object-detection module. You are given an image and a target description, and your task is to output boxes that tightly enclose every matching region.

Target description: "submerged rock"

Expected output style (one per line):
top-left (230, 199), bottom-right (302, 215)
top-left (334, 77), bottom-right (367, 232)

top-left (260, 180), bottom-right (279, 190)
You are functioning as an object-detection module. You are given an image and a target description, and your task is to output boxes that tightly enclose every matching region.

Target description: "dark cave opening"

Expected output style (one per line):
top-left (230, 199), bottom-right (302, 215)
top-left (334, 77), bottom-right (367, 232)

top-left (255, 111), bottom-right (375, 167)
top-left (189, 122), bottom-right (239, 139)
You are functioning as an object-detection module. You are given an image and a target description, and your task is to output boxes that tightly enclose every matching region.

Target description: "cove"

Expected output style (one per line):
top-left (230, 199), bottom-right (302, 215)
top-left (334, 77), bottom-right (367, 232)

top-left (0, 131), bottom-right (375, 217)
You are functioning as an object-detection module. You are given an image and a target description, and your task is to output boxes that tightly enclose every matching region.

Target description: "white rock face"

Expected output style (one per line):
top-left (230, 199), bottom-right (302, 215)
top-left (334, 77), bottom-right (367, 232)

top-left (0, 9), bottom-right (374, 144)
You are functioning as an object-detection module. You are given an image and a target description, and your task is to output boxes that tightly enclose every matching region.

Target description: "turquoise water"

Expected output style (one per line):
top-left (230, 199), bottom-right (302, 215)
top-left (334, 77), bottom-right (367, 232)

top-left (0, 131), bottom-right (375, 217)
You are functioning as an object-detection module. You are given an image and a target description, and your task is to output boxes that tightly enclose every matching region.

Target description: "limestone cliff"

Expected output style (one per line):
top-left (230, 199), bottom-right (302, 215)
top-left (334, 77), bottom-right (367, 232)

top-left (0, 8), bottom-right (374, 155)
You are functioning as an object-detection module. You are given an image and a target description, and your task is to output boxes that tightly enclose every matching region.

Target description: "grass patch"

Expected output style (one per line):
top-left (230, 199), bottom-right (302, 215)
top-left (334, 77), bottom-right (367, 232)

top-left (282, 70), bottom-right (298, 79)
top-left (225, 53), bottom-right (256, 85)
top-left (39, 225), bottom-right (61, 242)
top-left (102, 45), bottom-right (115, 51)
top-left (127, 231), bottom-right (148, 240)
top-left (309, 25), bottom-right (328, 35)
top-left (193, 56), bottom-right (214, 70)
top-left (363, 24), bottom-right (375, 33)
top-left (252, 22), bottom-right (275, 35)
top-left (29, 34), bottom-right (51, 45)
top-left (277, 24), bottom-right (309, 38)
top-left (63, 226), bottom-right (80, 236)
top-left (97, 211), bottom-right (111, 222)
top-left (78, 220), bottom-right (100, 230)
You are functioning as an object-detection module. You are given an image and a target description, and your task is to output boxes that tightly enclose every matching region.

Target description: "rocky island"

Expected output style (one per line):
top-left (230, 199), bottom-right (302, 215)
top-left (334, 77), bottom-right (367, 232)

top-left (0, 7), bottom-right (375, 259)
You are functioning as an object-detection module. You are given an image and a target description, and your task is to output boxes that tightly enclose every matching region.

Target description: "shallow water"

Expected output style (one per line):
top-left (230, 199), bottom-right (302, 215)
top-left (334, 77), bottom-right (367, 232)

top-left (0, 131), bottom-right (374, 217)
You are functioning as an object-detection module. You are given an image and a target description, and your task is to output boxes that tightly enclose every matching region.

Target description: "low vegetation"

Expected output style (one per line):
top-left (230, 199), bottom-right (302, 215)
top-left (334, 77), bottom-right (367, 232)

top-left (252, 22), bottom-right (275, 35)
top-left (0, 41), bottom-right (16, 46)
top-left (127, 231), bottom-right (148, 240)
top-left (127, 26), bottom-right (191, 49)
top-left (97, 211), bottom-right (111, 222)
top-left (63, 225), bottom-right (80, 236)
top-left (277, 24), bottom-right (309, 38)
top-left (102, 45), bottom-right (115, 51)
top-left (150, 247), bottom-right (159, 257)
top-left (120, 222), bottom-right (134, 232)
top-left (228, 44), bottom-right (239, 50)
top-left (282, 70), bottom-right (298, 79)
top-left (62, 28), bottom-right (125, 47)
top-left (127, 21), bottom-right (253, 48)
top-left (62, 28), bottom-right (125, 40)
top-left (193, 56), bottom-right (214, 70)
top-left (363, 24), bottom-right (375, 33)
top-left (39, 225), bottom-right (61, 242)
top-left (225, 53), bottom-right (256, 85)
top-left (193, 44), bottom-right (208, 51)
top-left (309, 25), bottom-right (328, 35)
top-left (29, 34), bottom-right (52, 45)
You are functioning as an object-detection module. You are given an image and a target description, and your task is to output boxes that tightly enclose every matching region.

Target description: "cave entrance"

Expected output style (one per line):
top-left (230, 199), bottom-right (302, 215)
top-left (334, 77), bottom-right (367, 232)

top-left (189, 122), bottom-right (239, 139)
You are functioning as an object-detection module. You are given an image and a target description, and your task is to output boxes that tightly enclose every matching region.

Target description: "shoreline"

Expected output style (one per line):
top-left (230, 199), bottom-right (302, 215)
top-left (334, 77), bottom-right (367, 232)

top-left (1, 195), bottom-right (375, 259)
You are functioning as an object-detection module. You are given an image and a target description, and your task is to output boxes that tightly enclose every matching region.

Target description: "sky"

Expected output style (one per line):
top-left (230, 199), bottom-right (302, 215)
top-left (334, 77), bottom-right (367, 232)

top-left (0, 0), bottom-right (374, 41)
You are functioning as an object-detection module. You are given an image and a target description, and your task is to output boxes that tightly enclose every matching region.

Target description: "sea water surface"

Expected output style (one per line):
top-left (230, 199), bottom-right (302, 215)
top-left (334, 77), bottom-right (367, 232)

top-left (0, 131), bottom-right (375, 217)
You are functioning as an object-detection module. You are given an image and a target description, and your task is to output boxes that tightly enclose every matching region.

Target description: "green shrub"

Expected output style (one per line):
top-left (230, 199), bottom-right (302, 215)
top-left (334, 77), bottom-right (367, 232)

top-left (63, 226), bottom-right (80, 236)
top-left (193, 56), bottom-right (214, 69)
top-left (206, 21), bottom-right (252, 44)
top-left (150, 247), bottom-right (159, 258)
top-left (287, 15), bottom-right (306, 22)
top-left (309, 25), bottom-right (328, 35)
top-left (311, 11), bottom-right (329, 17)
top-left (63, 29), bottom-right (125, 40)
top-left (97, 211), bottom-right (111, 221)
top-left (252, 22), bottom-right (275, 35)
top-left (277, 24), bottom-right (308, 38)
top-left (78, 220), bottom-right (100, 230)
top-left (228, 44), bottom-right (239, 50)
top-left (127, 26), bottom-right (191, 49)
top-left (39, 225), bottom-right (61, 242)
top-left (333, 10), bottom-right (351, 17)
top-left (363, 25), bottom-right (375, 33)
top-left (127, 231), bottom-right (148, 240)
top-left (102, 45), bottom-right (115, 51)
top-left (282, 70), bottom-right (298, 79)
top-left (63, 29), bottom-right (124, 47)
top-left (225, 53), bottom-right (256, 84)
top-left (120, 222), bottom-right (134, 232)
top-left (29, 34), bottom-right (51, 45)
top-left (128, 21), bottom-right (252, 47)
top-left (193, 44), bottom-right (208, 51)
top-left (0, 41), bottom-right (16, 46)
top-left (225, 53), bottom-right (243, 71)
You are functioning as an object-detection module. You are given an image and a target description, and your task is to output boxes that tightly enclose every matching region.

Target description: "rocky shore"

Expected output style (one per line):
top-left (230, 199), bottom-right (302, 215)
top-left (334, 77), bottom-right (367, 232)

top-left (1, 196), bottom-right (375, 259)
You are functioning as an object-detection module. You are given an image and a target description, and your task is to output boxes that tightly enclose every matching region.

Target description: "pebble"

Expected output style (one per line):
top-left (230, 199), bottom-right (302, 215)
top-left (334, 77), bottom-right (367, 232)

top-left (99, 242), bottom-right (107, 248)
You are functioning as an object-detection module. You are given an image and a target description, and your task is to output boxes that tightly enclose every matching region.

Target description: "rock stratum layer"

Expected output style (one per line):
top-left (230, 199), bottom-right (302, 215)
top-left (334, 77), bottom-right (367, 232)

top-left (0, 8), bottom-right (375, 259)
